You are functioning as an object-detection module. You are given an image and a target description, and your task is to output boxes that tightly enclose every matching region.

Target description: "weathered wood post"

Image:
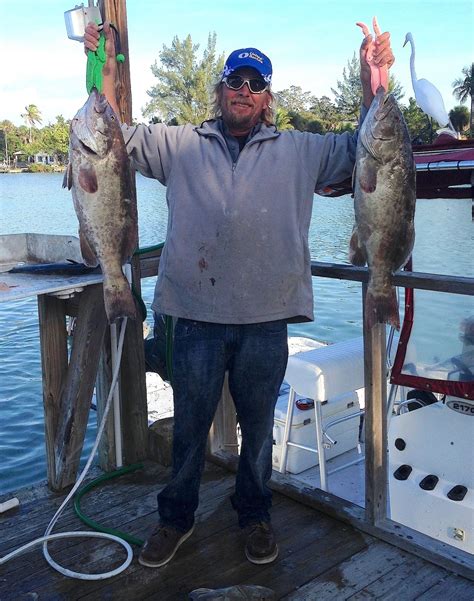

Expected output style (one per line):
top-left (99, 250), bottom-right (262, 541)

top-left (362, 283), bottom-right (388, 525)
top-left (38, 294), bottom-right (68, 488)
top-left (38, 285), bottom-right (108, 491)
top-left (96, 0), bottom-right (148, 468)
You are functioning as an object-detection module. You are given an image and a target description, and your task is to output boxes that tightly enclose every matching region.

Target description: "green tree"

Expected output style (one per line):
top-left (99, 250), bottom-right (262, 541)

top-left (332, 53), bottom-right (404, 122)
top-left (20, 104), bottom-right (42, 144)
top-left (0, 120), bottom-right (25, 164)
top-left (452, 63), bottom-right (474, 133)
top-left (449, 105), bottom-right (470, 134)
top-left (0, 120), bottom-right (15, 165)
top-left (402, 98), bottom-right (432, 144)
top-left (287, 110), bottom-right (323, 133)
top-left (276, 86), bottom-right (317, 113)
top-left (310, 96), bottom-right (341, 131)
top-left (143, 32), bottom-right (225, 124)
top-left (274, 107), bottom-right (293, 130)
top-left (40, 116), bottom-right (70, 162)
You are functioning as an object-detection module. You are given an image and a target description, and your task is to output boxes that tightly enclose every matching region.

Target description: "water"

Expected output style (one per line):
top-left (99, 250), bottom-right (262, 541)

top-left (0, 173), bottom-right (472, 494)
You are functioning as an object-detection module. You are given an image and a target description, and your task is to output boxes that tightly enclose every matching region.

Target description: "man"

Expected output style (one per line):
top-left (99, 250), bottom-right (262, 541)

top-left (84, 23), bottom-right (394, 568)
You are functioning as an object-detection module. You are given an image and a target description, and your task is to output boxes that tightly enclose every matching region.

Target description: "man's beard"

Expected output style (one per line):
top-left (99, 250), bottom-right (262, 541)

top-left (221, 102), bottom-right (260, 133)
top-left (224, 112), bottom-right (255, 131)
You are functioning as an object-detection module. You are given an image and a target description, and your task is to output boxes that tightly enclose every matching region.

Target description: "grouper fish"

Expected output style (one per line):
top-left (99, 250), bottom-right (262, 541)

top-left (63, 89), bottom-right (137, 323)
top-left (350, 86), bottom-right (416, 330)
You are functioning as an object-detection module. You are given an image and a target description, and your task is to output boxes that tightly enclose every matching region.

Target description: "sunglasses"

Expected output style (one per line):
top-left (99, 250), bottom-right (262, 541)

top-left (222, 75), bottom-right (269, 94)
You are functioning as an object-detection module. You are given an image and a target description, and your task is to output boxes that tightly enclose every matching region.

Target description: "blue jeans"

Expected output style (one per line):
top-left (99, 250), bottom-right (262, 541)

top-left (157, 318), bottom-right (288, 531)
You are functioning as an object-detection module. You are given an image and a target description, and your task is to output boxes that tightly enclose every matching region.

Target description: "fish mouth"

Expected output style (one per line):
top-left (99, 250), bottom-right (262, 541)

top-left (361, 130), bottom-right (379, 161)
top-left (377, 94), bottom-right (395, 121)
top-left (78, 138), bottom-right (98, 155)
top-left (361, 92), bottom-right (396, 157)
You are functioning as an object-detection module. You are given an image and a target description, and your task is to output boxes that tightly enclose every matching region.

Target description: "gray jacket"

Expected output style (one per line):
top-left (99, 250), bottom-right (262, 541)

top-left (121, 119), bottom-right (359, 324)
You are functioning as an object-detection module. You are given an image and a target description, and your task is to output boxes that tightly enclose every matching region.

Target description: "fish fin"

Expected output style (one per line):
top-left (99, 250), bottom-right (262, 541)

top-left (103, 273), bottom-right (137, 324)
top-left (79, 230), bottom-right (99, 267)
top-left (359, 162), bottom-right (377, 193)
top-left (349, 227), bottom-right (367, 266)
top-left (78, 164), bottom-right (98, 194)
top-left (62, 163), bottom-right (72, 190)
top-left (365, 288), bottom-right (400, 330)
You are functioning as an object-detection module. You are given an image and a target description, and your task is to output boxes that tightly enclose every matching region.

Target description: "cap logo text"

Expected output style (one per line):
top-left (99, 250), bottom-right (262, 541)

top-left (238, 51), bottom-right (264, 64)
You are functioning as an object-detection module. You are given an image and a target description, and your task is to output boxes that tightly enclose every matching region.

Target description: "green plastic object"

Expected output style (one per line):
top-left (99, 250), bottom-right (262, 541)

top-left (86, 27), bottom-right (126, 94)
top-left (86, 31), bottom-right (107, 94)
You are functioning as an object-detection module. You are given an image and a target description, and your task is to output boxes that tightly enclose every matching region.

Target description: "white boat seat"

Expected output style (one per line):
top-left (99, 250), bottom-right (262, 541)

top-left (279, 337), bottom-right (366, 491)
top-left (284, 336), bottom-right (365, 401)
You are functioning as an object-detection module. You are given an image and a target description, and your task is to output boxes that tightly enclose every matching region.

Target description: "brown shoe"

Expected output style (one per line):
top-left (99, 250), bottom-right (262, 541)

top-left (138, 523), bottom-right (194, 568)
top-left (244, 521), bottom-right (278, 564)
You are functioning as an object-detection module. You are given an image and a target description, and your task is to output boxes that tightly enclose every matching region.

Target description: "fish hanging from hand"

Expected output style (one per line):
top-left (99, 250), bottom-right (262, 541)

top-left (63, 89), bottom-right (137, 323)
top-left (350, 87), bottom-right (416, 329)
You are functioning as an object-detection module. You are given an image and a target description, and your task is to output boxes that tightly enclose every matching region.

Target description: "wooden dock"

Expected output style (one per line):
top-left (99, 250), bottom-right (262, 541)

top-left (1, 462), bottom-right (473, 600)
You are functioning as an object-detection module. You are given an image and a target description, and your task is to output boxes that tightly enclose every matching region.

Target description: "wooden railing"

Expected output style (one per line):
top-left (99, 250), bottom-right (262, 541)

top-left (138, 250), bottom-right (473, 579)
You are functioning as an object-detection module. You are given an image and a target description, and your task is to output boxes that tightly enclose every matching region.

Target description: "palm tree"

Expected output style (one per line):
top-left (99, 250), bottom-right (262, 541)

top-left (452, 64), bottom-right (474, 133)
top-left (20, 104), bottom-right (42, 144)
top-left (0, 120), bottom-right (14, 166)
top-left (449, 106), bottom-right (470, 134)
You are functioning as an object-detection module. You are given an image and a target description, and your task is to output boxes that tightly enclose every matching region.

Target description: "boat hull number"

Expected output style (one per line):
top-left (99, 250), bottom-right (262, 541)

top-left (446, 400), bottom-right (474, 416)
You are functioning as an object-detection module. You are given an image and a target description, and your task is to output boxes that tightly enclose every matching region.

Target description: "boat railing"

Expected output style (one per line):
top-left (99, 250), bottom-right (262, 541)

top-left (137, 249), bottom-right (474, 580)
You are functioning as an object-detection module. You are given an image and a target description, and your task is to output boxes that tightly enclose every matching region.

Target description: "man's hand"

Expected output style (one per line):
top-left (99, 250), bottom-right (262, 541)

top-left (84, 21), bottom-right (116, 72)
top-left (83, 21), bottom-right (121, 117)
top-left (360, 30), bottom-right (394, 107)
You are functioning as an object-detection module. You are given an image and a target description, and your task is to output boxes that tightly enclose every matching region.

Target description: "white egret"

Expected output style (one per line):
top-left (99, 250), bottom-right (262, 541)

top-left (403, 32), bottom-right (453, 129)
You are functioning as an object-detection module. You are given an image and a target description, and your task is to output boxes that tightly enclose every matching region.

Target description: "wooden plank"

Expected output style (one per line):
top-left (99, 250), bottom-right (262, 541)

top-left (416, 573), bottom-right (474, 600)
top-left (210, 452), bottom-right (474, 581)
top-left (52, 285), bottom-right (107, 490)
top-left (1, 461), bottom-right (471, 601)
top-left (0, 272), bottom-right (103, 302)
top-left (310, 262), bottom-right (474, 296)
top-left (284, 540), bottom-right (408, 600)
top-left (349, 556), bottom-right (453, 599)
top-left (0, 463), bottom-right (235, 595)
top-left (236, 528), bottom-right (370, 601)
top-left (99, 0), bottom-right (132, 125)
top-left (37, 294), bottom-right (68, 488)
top-left (362, 294), bottom-right (388, 526)
top-left (96, 327), bottom-right (117, 471)
top-left (85, 494), bottom-right (349, 601)
top-left (137, 248), bottom-right (162, 279)
top-left (98, 0), bottom-right (149, 467)
top-left (376, 518), bottom-right (474, 582)
top-left (118, 314), bottom-right (149, 465)
top-left (1, 465), bottom-right (256, 600)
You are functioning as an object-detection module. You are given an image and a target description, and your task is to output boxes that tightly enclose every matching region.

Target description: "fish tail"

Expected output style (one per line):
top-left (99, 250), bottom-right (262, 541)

top-left (103, 274), bottom-right (137, 324)
top-left (365, 287), bottom-right (400, 330)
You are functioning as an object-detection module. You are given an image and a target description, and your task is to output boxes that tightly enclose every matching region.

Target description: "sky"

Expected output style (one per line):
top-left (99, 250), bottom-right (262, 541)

top-left (0, 0), bottom-right (472, 126)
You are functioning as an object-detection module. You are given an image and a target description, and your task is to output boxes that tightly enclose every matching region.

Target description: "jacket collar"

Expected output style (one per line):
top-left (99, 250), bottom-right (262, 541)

top-left (195, 119), bottom-right (280, 144)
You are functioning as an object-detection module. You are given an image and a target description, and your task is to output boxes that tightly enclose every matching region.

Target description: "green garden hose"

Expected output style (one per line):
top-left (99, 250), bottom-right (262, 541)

top-left (74, 463), bottom-right (145, 546)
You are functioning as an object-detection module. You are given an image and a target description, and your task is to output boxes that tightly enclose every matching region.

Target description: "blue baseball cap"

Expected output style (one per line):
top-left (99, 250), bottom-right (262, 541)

top-left (222, 48), bottom-right (273, 84)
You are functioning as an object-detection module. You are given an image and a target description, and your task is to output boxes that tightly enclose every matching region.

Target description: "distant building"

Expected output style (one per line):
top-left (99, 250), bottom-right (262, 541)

top-left (13, 151), bottom-right (57, 167)
top-left (33, 153), bottom-right (57, 165)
